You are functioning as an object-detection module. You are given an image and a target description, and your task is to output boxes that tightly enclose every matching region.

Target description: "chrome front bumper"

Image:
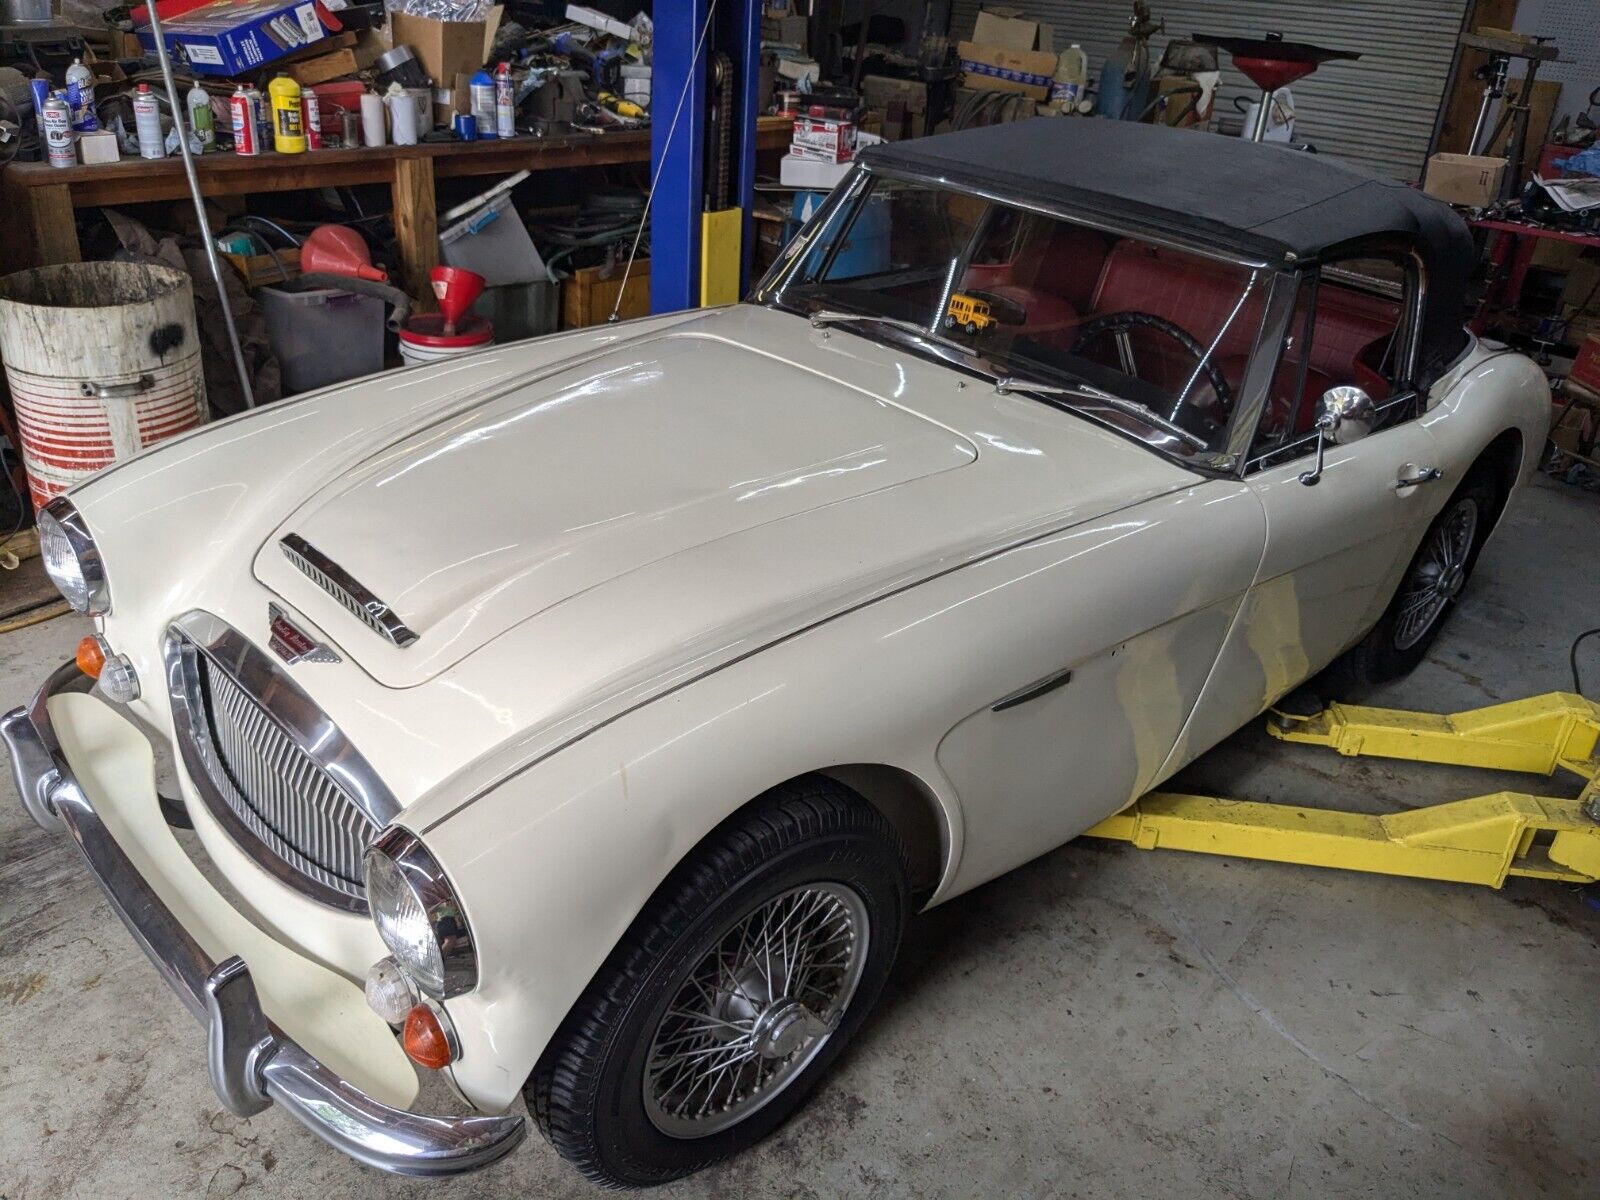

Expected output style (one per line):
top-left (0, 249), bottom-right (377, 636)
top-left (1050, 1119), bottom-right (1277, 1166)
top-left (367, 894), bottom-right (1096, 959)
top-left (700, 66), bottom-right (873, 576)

top-left (1, 661), bottom-right (526, 1177)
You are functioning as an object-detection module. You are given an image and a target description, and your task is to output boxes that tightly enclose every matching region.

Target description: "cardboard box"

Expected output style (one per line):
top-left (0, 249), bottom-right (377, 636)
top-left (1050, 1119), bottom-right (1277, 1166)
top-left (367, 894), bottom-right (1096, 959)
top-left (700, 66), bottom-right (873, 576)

top-left (761, 14), bottom-right (806, 48)
top-left (862, 75), bottom-right (926, 140)
top-left (136, 0), bottom-right (330, 77)
top-left (957, 40), bottom-right (1056, 99)
top-left (791, 114), bottom-right (854, 163)
top-left (780, 152), bottom-right (852, 189)
top-left (388, 7), bottom-right (503, 90)
top-left (280, 46), bottom-right (358, 86)
top-left (971, 8), bottom-right (1053, 53)
top-left (1422, 153), bottom-right (1506, 207)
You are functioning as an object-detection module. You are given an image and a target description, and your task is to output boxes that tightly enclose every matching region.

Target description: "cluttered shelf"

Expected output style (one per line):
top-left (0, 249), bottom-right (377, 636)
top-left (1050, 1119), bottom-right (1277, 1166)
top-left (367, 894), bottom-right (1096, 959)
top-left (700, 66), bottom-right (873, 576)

top-left (0, 116), bottom-right (793, 283)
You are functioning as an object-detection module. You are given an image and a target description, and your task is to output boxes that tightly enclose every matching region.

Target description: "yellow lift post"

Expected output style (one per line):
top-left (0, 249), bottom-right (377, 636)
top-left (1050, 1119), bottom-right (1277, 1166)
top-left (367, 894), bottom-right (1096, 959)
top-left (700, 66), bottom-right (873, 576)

top-left (1084, 693), bottom-right (1600, 888)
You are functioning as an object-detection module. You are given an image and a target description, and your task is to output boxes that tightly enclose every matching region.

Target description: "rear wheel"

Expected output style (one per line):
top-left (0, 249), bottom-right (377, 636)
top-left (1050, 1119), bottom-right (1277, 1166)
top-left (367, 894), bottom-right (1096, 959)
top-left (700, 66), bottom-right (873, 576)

top-left (1337, 465), bottom-right (1499, 685)
top-left (528, 778), bottom-right (909, 1188)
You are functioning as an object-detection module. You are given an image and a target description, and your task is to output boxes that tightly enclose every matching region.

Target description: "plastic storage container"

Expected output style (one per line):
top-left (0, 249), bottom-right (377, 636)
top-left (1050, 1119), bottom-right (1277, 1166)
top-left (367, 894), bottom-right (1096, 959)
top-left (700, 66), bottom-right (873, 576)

top-left (438, 193), bottom-right (547, 286)
top-left (258, 286), bottom-right (385, 395)
top-left (475, 280), bottom-right (559, 342)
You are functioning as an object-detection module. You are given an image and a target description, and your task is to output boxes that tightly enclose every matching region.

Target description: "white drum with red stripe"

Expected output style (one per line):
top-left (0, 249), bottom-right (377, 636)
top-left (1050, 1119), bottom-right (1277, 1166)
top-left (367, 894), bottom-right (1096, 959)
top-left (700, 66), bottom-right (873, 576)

top-left (0, 263), bottom-right (208, 510)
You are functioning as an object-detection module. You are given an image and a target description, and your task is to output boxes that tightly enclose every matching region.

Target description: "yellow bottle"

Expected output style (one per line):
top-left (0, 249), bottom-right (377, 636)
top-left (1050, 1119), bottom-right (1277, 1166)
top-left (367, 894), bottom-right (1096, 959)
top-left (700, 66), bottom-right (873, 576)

top-left (268, 74), bottom-right (305, 154)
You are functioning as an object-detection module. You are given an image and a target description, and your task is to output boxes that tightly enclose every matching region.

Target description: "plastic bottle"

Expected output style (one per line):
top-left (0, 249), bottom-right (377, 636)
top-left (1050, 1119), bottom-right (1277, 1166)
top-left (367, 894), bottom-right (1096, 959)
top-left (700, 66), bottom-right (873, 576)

top-left (64, 58), bottom-right (98, 132)
top-left (494, 62), bottom-right (515, 139)
top-left (302, 88), bottom-right (322, 150)
top-left (1049, 44), bottom-right (1087, 112)
top-left (360, 89), bottom-right (387, 147)
top-left (385, 82), bottom-right (418, 146)
top-left (268, 74), bottom-right (305, 153)
top-left (187, 81), bottom-right (215, 152)
top-left (470, 68), bottom-right (497, 139)
top-left (133, 82), bottom-right (164, 159)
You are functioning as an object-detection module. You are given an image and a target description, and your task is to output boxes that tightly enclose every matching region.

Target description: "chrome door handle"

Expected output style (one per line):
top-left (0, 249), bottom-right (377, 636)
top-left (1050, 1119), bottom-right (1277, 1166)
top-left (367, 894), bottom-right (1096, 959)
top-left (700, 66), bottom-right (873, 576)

top-left (1393, 466), bottom-right (1443, 489)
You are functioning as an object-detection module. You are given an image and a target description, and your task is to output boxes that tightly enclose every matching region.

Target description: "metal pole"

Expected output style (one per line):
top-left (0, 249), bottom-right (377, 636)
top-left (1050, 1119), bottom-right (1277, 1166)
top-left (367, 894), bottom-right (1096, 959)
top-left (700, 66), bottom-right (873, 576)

top-left (1249, 86), bottom-right (1273, 141)
top-left (144, 3), bottom-right (255, 408)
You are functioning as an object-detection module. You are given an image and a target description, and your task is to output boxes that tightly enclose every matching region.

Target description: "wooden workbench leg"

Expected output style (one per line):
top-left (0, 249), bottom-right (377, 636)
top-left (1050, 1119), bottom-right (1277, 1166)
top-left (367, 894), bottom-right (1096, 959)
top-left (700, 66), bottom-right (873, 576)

top-left (392, 157), bottom-right (439, 312)
top-left (13, 184), bottom-right (81, 271)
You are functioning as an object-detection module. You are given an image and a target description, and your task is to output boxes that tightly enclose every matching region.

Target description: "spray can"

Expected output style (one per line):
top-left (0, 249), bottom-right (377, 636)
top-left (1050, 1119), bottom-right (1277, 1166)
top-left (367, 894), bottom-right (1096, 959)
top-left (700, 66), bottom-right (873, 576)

top-left (42, 94), bottom-right (75, 168)
top-left (65, 58), bottom-right (98, 132)
top-left (246, 83), bottom-right (269, 155)
top-left (187, 81), bottom-right (215, 152)
top-left (302, 88), bottom-right (322, 150)
top-left (469, 68), bottom-right (496, 139)
top-left (267, 74), bottom-right (305, 153)
top-left (133, 82), bottom-right (165, 159)
top-left (28, 75), bottom-right (49, 134)
top-left (494, 62), bottom-right (515, 139)
top-left (229, 84), bottom-right (260, 156)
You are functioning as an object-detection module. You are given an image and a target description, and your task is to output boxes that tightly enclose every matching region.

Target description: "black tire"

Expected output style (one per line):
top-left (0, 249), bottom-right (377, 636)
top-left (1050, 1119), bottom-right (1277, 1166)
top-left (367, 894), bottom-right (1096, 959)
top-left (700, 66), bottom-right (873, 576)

top-left (1337, 463), bottom-right (1500, 685)
top-left (965, 320), bottom-right (979, 335)
top-left (527, 777), bottom-right (910, 1188)
top-left (942, 315), bottom-right (956, 330)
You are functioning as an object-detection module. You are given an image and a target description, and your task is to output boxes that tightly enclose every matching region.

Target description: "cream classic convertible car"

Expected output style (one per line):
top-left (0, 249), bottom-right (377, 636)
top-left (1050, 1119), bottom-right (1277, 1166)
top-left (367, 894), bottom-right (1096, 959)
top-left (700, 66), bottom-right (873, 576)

top-left (5, 120), bottom-right (1548, 1186)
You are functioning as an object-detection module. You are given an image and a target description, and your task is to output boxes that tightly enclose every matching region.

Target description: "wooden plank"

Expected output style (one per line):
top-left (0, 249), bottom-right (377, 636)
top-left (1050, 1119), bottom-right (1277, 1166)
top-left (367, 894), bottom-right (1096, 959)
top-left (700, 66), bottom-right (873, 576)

top-left (391, 155), bottom-right (439, 312)
top-left (27, 184), bottom-right (81, 268)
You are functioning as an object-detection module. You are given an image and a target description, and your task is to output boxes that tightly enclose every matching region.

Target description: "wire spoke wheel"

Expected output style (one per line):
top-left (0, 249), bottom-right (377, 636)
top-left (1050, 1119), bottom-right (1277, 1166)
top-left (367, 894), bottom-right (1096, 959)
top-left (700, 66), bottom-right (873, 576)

top-left (643, 882), bottom-right (870, 1138)
top-left (1394, 496), bottom-right (1479, 651)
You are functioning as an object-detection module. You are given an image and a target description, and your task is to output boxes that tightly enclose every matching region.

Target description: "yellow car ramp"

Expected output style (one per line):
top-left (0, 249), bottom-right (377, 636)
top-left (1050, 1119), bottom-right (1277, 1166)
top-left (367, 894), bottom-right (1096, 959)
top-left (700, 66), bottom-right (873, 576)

top-left (1085, 693), bottom-right (1600, 888)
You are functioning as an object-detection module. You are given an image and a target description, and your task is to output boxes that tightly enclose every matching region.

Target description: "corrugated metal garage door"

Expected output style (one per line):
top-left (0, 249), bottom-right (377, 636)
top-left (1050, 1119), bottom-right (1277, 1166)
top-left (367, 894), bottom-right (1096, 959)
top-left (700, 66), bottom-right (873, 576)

top-left (948, 1), bottom-right (1470, 180)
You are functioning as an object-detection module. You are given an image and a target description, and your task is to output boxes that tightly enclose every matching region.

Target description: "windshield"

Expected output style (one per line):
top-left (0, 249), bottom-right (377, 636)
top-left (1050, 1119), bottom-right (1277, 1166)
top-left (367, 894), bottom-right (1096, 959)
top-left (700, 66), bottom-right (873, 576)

top-left (758, 174), bottom-right (1273, 461)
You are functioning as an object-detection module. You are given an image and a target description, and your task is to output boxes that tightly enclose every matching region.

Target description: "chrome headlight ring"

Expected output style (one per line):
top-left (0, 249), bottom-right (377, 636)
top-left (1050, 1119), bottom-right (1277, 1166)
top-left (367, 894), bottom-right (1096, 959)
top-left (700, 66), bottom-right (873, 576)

top-left (364, 828), bottom-right (477, 1000)
top-left (37, 497), bottom-right (110, 615)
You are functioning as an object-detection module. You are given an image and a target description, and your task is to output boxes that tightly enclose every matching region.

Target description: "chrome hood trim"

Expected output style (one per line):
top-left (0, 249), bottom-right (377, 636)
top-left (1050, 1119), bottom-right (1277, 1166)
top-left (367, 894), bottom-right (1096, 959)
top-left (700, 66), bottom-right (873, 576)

top-left (280, 534), bottom-right (419, 649)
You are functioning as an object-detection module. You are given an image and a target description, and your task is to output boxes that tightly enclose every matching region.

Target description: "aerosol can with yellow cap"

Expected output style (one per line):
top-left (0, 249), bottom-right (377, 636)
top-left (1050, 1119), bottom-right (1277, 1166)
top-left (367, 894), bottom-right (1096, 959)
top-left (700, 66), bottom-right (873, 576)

top-left (267, 74), bottom-right (306, 153)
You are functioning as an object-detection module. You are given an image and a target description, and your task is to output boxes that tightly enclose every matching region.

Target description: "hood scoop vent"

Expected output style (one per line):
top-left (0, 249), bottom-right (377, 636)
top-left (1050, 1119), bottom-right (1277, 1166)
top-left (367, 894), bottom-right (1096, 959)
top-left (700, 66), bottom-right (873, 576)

top-left (280, 534), bottom-right (419, 648)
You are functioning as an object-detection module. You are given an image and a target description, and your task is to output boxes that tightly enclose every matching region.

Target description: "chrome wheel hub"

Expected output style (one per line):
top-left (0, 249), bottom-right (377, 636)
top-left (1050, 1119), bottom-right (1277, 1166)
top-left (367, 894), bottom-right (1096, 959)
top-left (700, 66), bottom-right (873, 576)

top-left (643, 882), bottom-right (869, 1137)
top-left (1394, 497), bottom-right (1478, 651)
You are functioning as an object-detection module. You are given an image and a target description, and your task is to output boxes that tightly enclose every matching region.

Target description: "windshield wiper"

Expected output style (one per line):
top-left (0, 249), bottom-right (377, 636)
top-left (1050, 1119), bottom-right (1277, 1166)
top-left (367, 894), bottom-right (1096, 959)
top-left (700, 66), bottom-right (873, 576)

top-left (808, 309), bottom-right (937, 338)
top-left (993, 375), bottom-right (1209, 452)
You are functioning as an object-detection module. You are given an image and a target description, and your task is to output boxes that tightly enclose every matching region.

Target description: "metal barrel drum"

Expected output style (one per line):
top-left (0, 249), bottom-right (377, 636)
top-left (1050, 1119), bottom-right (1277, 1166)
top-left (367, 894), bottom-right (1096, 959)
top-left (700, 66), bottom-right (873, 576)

top-left (0, 263), bottom-right (208, 510)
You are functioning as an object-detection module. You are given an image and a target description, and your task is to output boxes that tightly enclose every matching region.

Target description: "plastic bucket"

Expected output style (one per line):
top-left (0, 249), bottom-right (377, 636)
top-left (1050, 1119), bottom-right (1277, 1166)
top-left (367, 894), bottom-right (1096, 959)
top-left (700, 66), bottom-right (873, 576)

top-left (0, 262), bottom-right (207, 510)
top-left (398, 314), bottom-right (494, 366)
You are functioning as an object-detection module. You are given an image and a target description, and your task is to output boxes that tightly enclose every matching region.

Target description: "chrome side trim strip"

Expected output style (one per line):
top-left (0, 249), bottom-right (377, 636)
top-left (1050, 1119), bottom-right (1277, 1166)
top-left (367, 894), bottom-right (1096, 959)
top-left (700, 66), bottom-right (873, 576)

top-left (0, 664), bottom-right (526, 1177)
top-left (280, 534), bottom-right (419, 648)
top-left (166, 610), bottom-right (401, 914)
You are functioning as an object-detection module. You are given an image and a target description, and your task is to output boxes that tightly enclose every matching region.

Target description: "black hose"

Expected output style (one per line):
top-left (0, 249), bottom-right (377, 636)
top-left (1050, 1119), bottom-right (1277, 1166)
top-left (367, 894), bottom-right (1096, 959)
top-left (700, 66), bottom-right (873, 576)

top-left (280, 273), bottom-right (413, 332)
top-left (1570, 627), bottom-right (1600, 697)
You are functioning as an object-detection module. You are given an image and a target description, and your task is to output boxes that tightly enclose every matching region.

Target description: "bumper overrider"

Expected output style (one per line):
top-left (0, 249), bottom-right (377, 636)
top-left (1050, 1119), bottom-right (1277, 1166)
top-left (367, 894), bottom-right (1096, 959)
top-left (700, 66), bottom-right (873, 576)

top-left (1, 660), bottom-right (526, 1176)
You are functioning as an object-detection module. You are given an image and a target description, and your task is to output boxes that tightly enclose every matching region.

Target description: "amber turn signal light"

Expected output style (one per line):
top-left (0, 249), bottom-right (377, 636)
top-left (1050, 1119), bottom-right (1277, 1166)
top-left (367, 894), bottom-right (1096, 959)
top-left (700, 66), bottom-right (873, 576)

top-left (402, 1003), bottom-right (454, 1070)
top-left (76, 635), bottom-right (106, 679)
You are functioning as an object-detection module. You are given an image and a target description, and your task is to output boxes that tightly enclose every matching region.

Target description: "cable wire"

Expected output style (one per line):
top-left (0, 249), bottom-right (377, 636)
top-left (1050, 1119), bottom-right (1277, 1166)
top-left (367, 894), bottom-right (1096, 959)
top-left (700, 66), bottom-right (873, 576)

top-left (1570, 627), bottom-right (1600, 697)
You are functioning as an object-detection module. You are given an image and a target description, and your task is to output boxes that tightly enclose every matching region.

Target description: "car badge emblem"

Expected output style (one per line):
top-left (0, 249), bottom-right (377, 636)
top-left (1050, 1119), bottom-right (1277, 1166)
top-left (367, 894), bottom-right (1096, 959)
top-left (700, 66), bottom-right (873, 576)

top-left (268, 603), bottom-right (340, 665)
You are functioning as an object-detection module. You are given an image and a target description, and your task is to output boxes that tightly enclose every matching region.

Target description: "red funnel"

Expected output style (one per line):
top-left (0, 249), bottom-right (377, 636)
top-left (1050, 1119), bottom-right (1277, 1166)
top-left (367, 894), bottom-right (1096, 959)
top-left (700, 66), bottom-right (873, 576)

top-left (432, 266), bottom-right (486, 336)
top-left (302, 225), bottom-right (389, 282)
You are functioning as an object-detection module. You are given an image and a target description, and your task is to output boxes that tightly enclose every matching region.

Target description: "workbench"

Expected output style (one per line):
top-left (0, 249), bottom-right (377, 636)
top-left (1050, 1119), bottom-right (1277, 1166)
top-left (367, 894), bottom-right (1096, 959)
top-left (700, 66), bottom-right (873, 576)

top-left (1469, 215), bottom-right (1600, 334)
top-left (2, 116), bottom-right (792, 301)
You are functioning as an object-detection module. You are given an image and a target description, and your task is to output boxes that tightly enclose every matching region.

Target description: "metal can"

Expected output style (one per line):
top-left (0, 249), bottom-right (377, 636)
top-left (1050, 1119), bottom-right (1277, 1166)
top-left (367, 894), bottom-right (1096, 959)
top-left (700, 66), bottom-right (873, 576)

top-left (302, 89), bottom-right (322, 150)
top-left (245, 84), bottom-right (269, 155)
top-left (229, 85), bottom-right (260, 156)
top-left (41, 94), bottom-right (75, 168)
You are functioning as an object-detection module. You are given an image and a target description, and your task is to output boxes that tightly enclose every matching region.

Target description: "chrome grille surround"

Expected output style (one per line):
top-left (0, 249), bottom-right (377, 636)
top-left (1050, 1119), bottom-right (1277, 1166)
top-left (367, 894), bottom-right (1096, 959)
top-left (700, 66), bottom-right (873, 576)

top-left (280, 534), bottom-right (419, 648)
top-left (165, 610), bottom-right (401, 913)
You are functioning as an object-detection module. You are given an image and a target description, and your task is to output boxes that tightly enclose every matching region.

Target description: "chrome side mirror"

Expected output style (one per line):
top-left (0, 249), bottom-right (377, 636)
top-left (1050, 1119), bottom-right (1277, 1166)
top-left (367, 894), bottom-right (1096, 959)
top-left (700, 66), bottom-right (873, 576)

top-left (1299, 386), bottom-right (1375, 486)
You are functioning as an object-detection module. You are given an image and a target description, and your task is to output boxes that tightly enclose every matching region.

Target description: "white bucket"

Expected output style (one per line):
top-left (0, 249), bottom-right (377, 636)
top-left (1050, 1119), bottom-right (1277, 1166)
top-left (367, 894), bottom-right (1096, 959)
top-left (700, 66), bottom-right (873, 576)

top-left (0, 262), bottom-right (207, 510)
top-left (397, 315), bottom-right (494, 366)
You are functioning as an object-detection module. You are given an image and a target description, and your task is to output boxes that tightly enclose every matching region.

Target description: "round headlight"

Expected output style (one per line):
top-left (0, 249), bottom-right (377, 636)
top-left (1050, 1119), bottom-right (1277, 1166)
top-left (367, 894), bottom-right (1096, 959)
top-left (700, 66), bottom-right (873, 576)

top-left (364, 829), bottom-right (476, 999)
top-left (37, 498), bottom-right (109, 614)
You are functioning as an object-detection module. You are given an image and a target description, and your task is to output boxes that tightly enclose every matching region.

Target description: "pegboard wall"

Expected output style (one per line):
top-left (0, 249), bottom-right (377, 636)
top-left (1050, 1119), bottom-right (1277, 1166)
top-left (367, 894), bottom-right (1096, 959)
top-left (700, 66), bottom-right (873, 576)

top-left (1515, 0), bottom-right (1600, 113)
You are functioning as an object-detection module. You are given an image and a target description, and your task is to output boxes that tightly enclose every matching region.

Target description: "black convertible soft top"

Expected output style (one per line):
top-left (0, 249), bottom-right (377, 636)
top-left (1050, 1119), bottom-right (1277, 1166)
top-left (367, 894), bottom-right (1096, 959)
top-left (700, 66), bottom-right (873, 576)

top-left (861, 120), bottom-right (1474, 382)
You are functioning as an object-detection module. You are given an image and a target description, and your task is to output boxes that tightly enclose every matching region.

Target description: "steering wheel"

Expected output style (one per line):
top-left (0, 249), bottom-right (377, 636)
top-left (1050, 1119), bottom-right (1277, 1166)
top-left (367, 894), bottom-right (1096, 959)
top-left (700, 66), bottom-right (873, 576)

top-left (1070, 311), bottom-right (1232, 430)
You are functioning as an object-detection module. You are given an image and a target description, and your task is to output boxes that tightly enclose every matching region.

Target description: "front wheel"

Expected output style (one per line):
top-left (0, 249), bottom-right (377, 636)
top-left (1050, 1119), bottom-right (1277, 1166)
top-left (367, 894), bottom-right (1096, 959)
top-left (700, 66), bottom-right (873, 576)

top-left (1337, 465), bottom-right (1499, 685)
top-left (528, 778), bottom-right (910, 1188)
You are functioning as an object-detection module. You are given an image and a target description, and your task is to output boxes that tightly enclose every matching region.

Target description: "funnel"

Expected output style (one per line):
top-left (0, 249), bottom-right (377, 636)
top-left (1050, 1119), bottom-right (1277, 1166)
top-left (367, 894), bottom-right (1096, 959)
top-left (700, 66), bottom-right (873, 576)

top-left (302, 225), bottom-right (389, 282)
top-left (432, 266), bottom-right (486, 336)
top-left (1193, 33), bottom-right (1359, 141)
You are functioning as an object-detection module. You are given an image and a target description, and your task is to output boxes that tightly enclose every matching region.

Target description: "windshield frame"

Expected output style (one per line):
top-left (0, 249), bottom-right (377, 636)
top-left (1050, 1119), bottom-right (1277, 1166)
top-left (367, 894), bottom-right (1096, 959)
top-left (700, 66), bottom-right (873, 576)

top-left (754, 162), bottom-right (1300, 475)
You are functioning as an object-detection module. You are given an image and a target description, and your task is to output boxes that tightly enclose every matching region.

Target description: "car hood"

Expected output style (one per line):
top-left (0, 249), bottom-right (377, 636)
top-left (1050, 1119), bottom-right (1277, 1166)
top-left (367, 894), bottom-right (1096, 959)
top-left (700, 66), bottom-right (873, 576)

top-left (252, 307), bottom-right (1195, 689)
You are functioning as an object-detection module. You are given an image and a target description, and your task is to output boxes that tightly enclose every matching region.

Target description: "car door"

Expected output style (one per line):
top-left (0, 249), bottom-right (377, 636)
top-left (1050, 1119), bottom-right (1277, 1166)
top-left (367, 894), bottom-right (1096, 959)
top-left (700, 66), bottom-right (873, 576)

top-left (1162, 256), bottom-right (1451, 773)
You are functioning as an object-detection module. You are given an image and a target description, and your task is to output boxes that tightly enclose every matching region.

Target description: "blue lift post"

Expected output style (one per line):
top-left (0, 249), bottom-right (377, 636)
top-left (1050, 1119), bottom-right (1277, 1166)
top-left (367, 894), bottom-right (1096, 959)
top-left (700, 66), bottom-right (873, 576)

top-left (649, 0), bottom-right (764, 312)
top-left (649, 0), bottom-right (710, 314)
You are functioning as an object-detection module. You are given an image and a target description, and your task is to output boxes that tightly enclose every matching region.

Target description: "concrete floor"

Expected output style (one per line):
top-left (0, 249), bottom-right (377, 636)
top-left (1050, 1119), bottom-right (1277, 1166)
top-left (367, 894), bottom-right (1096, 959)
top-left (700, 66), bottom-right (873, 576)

top-left (1, 475), bottom-right (1597, 1200)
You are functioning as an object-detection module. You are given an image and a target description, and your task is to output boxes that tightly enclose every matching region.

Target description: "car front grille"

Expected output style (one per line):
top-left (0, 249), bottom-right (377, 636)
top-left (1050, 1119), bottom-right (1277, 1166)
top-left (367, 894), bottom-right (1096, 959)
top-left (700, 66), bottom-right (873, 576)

top-left (187, 650), bottom-right (379, 906)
